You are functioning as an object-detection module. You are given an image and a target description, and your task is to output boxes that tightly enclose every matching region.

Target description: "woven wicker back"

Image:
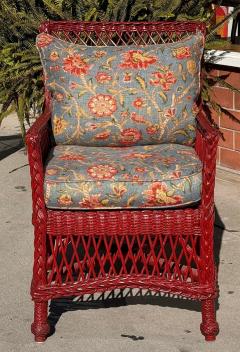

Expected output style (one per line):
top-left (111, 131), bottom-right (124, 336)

top-left (39, 21), bottom-right (206, 46)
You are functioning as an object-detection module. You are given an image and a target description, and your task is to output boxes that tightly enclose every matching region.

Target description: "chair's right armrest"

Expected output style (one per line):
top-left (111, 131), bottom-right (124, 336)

top-left (26, 109), bottom-right (52, 224)
top-left (195, 109), bottom-right (219, 213)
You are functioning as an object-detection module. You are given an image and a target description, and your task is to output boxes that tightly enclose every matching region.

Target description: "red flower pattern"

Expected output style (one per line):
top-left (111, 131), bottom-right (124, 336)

top-left (94, 131), bottom-right (111, 140)
top-left (170, 171), bottom-right (182, 179)
top-left (79, 195), bottom-right (103, 208)
top-left (172, 46), bottom-right (191, 59)
top-left (120, 128), bottom-right (142, 145)
top-left (146, 125), bottom-right (159, 135)
top-left (156, 156), bottom-right (176, 165)
top-left (150, 71), bottom-right (177, 91)
top-left (87, 164), bottom-right (118, 180)
top-left (125, 153), bottom-right (153, 159)
top-left (144, 182), bottom-right (183, 206)
top-left (37, 33), bottom-right (53, 48)
top-left (50, 51), bottom-right (59, 61)
top-left (96, 72), bottom-right (112, 83)
top-left (63, 54), bottom-right (90, 75)
top-left (57, 194), bottom-right (73, 206)
top-left (192, 103), bottom-right (199, 115)
top-left (88, 123), bottom-right (98, 130)
top-left (70, 82), bottom-right (79, 89)
top-left (88, 94), bottom-right (117, 117)
top-left (59, 154), bottom-right (85, 161)
top-left (94, 50), bottom-right (106, 58)
top-left (123, 73), bottom-right (132, 82)
top-left (120, 50), bottom-right (157, 69)
top-left (131, 112), bottom-right (146, 123)
top-left (132, 98), bottom-right (145, 109)
top-left (135, 167), bottom-right (146, 173)
top-left (164, 108), bottom-right (176, 119)
top-left (49, 65), bottom-right (61, 71)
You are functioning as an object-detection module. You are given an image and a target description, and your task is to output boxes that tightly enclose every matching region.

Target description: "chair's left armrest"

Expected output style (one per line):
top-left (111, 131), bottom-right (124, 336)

top-left (26, 109), bottom-right (52, 225)
top-left (195, 110), bottom-right (219, 211)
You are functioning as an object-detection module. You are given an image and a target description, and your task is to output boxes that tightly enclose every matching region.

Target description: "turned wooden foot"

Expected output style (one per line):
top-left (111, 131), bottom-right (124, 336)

top-left (200, 299), bottom-right (219, 341)
top-left (31, 301), bottom-right (50, 342)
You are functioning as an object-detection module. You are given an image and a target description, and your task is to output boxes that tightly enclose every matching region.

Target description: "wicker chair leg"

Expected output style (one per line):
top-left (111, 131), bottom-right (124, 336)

top-left (200, 299), bottom-right (219, 341)
top-left (31, 301), bottom-right (50, 342)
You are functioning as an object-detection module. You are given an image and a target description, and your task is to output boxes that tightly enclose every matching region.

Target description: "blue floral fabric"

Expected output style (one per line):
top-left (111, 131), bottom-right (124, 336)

top-left (36, 33), bottom-right (204, 147)
top-left (44, 144), bottom-right (202, 209)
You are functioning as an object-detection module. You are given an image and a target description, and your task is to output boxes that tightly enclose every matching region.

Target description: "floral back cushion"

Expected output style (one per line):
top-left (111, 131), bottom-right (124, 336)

top-left (36, 32), bottom-right (204, 146)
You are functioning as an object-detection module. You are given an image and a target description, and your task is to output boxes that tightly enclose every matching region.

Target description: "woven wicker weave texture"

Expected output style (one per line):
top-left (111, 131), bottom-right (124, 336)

top-left (26, 20), bottom-right (219, 343)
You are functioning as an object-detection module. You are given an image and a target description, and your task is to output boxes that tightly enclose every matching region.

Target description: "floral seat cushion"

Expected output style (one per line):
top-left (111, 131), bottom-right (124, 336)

top-left (37, 33), bottom-right (204, 147)
top-left (44, 144), bottom-right (202, 209)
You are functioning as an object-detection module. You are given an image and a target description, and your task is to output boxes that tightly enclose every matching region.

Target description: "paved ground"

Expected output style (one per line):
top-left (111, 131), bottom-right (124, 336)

top-left (0, 116), bottom-right (240, 351)
top-left (0, 113), bottom-right (23, 160)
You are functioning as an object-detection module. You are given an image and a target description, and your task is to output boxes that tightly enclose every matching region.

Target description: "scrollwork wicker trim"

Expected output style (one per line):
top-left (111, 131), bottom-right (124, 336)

top-left (31, 275), bottom-right (217, 301)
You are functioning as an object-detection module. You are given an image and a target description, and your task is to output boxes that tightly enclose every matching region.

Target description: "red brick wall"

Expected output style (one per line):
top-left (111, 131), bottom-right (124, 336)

top-left (210, 68), bottom-right (240, 172)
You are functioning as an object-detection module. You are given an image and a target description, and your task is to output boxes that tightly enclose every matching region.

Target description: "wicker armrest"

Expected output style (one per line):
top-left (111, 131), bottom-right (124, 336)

top-left (195, 110), bottom-right (219, 162)
top-left (195, 110), bottom-right (219, 211)
top-left (26, 109), bottom-right (52, 225)
top-left (26, 108), bottom-right (51, 156)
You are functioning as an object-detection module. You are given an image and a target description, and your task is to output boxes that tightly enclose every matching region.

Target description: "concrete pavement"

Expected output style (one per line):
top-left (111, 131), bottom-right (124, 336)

top-left (0, 113), bottom-right (23, 160)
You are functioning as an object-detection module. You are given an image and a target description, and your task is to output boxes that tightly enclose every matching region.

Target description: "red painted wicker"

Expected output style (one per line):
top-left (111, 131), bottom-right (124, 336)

top-left (26, 21), bottom-right (219, 343)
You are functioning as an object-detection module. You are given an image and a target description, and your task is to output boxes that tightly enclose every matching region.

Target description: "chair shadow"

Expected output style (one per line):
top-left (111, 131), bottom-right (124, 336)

top-left (0, 134), bottom-right (23, 160)
top-left (214, 207), bottom-right (225, 272)
top-left (48, 290), bottom-right (201, 337)
top-left (47, 206), bottom-right (225, 338)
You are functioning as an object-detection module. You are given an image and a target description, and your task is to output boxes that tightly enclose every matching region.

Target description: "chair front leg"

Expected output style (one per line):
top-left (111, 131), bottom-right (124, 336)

top-left (31, 217), bottom-right (50, 342)
top-left (200, 299), bottom-right (219, 341)
top-left (31, 301), bottom-right (50, 342)
top-left (30, 183), bottom-right (49, 341)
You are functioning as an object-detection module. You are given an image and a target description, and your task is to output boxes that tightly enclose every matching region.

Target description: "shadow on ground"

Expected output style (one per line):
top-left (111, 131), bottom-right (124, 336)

top-left (0, 134), bottom-right (23, 160)
top-left (48, 290), bottom-right (201, 337)
top-left (214, 207), bottom-right (225, 271)
top-left (47, 208), bottom-right (225, 338)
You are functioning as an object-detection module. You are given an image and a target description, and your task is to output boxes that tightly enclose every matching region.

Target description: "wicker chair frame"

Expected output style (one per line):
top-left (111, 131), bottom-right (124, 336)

top-left (26, 20), bottom-right (219, 342)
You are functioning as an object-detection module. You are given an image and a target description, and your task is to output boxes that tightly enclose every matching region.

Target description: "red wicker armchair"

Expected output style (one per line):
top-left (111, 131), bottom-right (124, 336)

top-left (26, 21), bottom-right (219, 342)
